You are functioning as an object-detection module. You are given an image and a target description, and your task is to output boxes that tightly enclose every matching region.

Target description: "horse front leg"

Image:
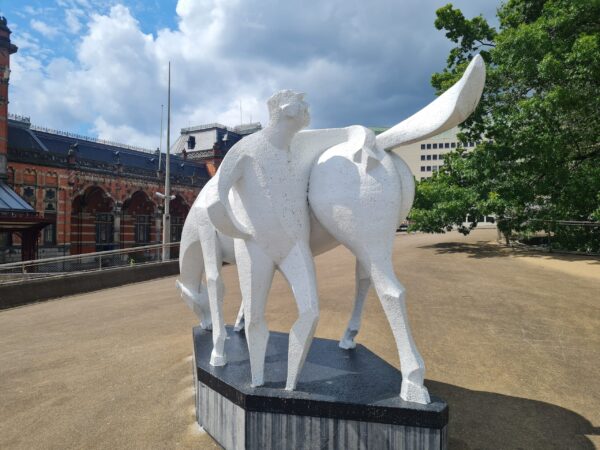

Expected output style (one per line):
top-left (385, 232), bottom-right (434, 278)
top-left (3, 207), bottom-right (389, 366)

top-left (339, 258), bottom-right (370, 349)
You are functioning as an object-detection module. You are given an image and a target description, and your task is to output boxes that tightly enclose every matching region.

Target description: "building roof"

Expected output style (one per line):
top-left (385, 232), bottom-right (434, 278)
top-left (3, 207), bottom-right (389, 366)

top-left (173, 122), bottom-right (262, 156)
top-left (0, 181), bottom-right (34, 213)
top-left (7, 117), bottom-right (210, 187)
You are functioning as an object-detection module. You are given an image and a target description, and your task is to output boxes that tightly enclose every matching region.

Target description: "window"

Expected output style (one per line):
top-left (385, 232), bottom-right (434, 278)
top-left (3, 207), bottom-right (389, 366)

top-left (445, 143), bottom-right (450, 148)
top-left (420, 155), bottom-right (425, 161)
top-left (0, 232), bottom-right (12, 249)
top-left (44, 188), bottom-right (57, 213)
top-left (432, 165), bottom-right (438, 171)
top-left (95, 213), bottom-right (114, 251)
top-left (426, 166), bottom-right (431, 171)
top-left (420, 166), bottom-right (425, 172)
top-left (439, 154), bottom-right (444, 160)
top-left (171, 216), bottom-right (184, 242)
top-left (43, 222), bottom-right (56, 245)
top-left (433, 154), bottom-right (438, 160)
top-left (22, 186), bottom-right (35, 207)
top-left (451, 142), bottom-right (456, 148)
top-left (426, 144), bottom-right (431, 149)
top-left (135, 215), bottom-right (151, 244)
top-left (433, 143), bottom-right (438, 149)
top-left (187, 135), bottom-right (196, 149)
top-left (420, 144), bottom-right (425, 150)
top-left (426, 155), bottom-right (431, 160)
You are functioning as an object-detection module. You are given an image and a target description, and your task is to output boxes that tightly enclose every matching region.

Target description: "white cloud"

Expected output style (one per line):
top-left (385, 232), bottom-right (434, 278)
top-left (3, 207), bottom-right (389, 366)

top-left (65, 8), bottom-right (86, 34)
top-left (9, 0), bottom-right (500, 149)
top-left (30, 19), bottom-right (60, 39)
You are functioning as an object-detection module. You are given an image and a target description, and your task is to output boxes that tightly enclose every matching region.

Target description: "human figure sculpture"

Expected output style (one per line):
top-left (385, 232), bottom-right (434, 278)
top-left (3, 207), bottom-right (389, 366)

top-left (177, 55), bottom-right (485, 404)
top-left (206, 90), bottom-right (329, 390)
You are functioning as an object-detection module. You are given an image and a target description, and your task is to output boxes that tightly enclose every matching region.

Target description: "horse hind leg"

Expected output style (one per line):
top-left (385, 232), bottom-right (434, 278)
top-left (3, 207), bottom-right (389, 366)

top-left (368, 255), bottom-right (430, 404)
top-left (339, 258), bottom-right (370, 349)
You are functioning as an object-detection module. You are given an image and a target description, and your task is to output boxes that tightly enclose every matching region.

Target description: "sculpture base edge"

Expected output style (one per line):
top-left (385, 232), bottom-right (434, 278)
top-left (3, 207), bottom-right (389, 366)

top-left (193, 326), bottom-right (448, 450)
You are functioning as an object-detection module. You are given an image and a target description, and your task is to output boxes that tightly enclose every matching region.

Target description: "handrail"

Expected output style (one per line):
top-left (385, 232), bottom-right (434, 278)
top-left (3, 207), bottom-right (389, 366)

top-left (0, 241), bottom-right (180, 270)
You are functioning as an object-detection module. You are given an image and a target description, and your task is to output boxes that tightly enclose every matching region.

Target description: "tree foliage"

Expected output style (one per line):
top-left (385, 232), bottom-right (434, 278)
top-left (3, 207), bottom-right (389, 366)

top-left (411, 0), bottom-right (600, 250)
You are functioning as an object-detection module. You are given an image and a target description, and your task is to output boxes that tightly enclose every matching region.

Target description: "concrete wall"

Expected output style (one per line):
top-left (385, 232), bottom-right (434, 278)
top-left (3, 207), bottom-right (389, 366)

top-left (0, 261), bottom-right (179, 310)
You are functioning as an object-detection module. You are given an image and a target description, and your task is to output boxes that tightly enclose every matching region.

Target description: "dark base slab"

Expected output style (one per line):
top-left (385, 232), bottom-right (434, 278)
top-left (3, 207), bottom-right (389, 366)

top-left (193, 326), bottom-right (448, 450)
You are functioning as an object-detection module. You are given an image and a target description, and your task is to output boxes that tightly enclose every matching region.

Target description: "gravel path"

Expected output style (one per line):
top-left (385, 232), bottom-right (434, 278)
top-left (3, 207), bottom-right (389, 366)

top-left (1, 229), bottom-right (598, 449)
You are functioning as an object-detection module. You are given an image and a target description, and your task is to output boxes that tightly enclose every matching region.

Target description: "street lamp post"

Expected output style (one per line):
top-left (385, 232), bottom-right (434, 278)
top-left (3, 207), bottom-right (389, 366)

top-left (162, 62), bottom-right (172, 261)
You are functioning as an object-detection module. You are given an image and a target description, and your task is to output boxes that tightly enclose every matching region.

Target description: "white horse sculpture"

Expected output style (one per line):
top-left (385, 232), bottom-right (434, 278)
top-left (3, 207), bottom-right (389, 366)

top-left (177, 55), bottom-right (485, 404)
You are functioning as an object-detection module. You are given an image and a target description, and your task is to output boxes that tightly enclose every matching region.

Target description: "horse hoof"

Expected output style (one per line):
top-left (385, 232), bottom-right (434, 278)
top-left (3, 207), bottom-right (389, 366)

top-left (200, 321), bottom-right (213, 331)
top-left (234, 320), bottom-right (245, 332)
top-left (400, 380), bottom-right (430, 405)
top-left (338, 338), bottom-right (356, 350)
top-left (210, 352), bottom-right (227, 367)
top-left (339, 329), bottom-right (358, 349)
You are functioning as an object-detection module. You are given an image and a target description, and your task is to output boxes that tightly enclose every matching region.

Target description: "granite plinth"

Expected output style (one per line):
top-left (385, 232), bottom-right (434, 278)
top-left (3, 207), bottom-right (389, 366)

top-left (193, 326), bottom-right (448, 450)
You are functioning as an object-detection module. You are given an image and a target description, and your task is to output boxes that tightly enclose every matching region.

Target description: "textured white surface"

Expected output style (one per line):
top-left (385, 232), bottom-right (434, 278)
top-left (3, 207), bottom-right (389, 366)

top-left (178, 56), bottom-right (485, 404)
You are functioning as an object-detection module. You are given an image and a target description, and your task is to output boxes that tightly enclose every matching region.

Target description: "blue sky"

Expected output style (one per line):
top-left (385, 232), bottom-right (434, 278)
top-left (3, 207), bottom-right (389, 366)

top-left (0, 0), bottom-right (500, 149)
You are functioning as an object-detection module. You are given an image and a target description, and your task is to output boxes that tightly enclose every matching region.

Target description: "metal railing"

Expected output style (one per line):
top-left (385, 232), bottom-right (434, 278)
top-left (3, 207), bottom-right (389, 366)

top-left (29, 124), bottom-right (157, 154)
top-left (8, 113), bottom-right (31, 124)
top-left (0, 242), bottom-right (180, 285)
top-left (7, 113), bottom-right (155, 155)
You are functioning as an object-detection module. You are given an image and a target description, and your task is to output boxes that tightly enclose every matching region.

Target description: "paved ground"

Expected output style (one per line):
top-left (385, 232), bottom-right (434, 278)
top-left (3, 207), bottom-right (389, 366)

top-left (1, 229), bottom-right (599, 449)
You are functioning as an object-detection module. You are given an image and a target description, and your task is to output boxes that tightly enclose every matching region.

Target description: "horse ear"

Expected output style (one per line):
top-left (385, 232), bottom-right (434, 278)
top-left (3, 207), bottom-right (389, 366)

top-left (376, 54), bottom-right (485, 151)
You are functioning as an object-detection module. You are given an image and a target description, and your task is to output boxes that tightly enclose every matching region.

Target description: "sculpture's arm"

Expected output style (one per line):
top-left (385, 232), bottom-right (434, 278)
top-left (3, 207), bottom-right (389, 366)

top-left (206, 152), bottom-right (251, 240)
top-left (376, 54), bottom-right (486, 151)
top-left (292, 128), bottom-right (350, 160)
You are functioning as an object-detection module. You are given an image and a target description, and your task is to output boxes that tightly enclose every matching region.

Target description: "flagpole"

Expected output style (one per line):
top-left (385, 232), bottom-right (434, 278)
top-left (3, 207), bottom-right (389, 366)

top-left (158, 104), bottom-right (164, 171)
top-left (162, 62), bottom-right (171, 261)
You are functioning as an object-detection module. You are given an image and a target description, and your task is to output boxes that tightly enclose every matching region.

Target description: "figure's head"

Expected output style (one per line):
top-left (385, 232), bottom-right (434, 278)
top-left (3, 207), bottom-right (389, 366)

top-left (267, 90), bottom-right (310, 130)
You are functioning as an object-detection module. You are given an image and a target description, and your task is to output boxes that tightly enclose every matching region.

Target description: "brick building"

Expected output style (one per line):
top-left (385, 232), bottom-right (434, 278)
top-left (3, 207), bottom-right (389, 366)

top-left (0, 16), bottom-right (52, 262)
top-left (1, 114), bottom-right (212, 263)
top-left (0, 16), bottom-right (254, 263)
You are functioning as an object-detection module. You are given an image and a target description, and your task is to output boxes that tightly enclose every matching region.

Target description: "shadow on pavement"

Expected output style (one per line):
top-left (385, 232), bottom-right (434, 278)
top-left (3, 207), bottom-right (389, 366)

top-left (427, 380), bottom-right (599, 449)
top-left (420, 241), bottom-right (600, 264)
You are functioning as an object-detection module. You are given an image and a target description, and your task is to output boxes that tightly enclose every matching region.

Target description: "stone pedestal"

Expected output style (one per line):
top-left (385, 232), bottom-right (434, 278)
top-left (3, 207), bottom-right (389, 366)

top-left (193, 326), bottom-right (448, 450)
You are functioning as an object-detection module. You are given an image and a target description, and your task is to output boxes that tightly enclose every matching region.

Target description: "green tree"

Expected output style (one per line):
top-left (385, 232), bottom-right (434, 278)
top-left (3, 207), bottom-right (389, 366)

top-left (411, 0), bottom-right (600, 251)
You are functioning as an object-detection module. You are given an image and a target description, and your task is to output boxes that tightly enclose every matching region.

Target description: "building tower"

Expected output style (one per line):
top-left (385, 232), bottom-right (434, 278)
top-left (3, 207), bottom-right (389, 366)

top-left (0, 16), bottom-right (17, 180)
